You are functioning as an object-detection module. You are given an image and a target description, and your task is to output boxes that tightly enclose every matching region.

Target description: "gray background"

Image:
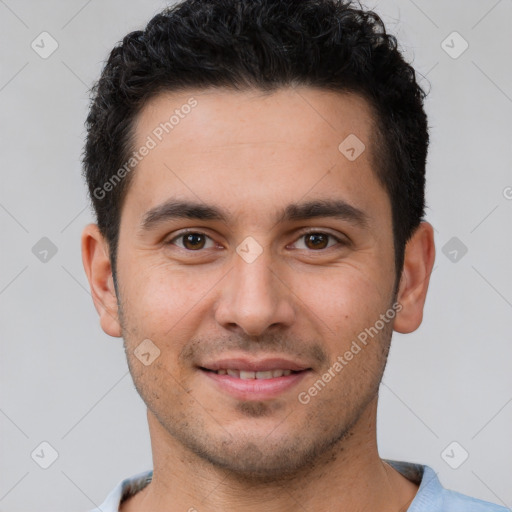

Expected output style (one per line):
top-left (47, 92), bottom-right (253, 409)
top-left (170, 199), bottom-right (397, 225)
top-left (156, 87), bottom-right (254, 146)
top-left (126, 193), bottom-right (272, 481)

top-left (1, 0), bottom-right (511, 510)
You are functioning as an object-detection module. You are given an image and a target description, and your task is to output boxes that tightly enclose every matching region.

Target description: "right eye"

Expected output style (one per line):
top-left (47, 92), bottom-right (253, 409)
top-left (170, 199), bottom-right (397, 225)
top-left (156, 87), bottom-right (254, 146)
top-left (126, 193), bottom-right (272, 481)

top-left (168, 231), bottom-right (216, 251)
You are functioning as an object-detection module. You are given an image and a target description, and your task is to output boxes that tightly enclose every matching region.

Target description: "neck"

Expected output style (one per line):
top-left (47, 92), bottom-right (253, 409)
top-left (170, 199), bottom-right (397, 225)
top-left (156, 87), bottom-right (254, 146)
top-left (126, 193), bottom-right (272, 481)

top-left (121, 398), bottom-right (418, 512)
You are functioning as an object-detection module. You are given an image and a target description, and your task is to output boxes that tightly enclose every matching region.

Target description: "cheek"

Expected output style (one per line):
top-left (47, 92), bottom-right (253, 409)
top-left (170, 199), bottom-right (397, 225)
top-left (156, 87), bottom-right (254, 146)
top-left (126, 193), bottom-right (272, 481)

top-left (293, 263), bottom-right (393, 342)
top-left (127, 354), bottom-right (197, 423)
top-left (118, 262), bottom-right (217, 347)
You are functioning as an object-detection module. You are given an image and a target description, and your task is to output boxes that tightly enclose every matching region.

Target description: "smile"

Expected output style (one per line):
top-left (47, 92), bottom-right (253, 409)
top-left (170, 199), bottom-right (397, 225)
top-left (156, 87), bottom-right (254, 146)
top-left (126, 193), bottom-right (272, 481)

top-left (198, 358), bottom-right (311, 401)
top-left (211, 369), bottom-right (294, 379)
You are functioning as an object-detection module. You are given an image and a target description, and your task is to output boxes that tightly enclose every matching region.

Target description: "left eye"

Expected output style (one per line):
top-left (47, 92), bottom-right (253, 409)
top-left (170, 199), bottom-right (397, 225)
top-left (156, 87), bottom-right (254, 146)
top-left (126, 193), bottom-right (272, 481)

top-left (292, 232), bottom-right (341, 250)
top-left (170, 232), bottom-right (216, 251)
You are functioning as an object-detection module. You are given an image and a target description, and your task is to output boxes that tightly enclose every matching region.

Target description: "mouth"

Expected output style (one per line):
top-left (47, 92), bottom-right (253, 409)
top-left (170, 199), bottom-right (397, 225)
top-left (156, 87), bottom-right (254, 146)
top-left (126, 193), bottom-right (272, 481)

top-left (198, 357), bottom-right (312, 401)
top-left (203, 368), bottom-right (296, 379)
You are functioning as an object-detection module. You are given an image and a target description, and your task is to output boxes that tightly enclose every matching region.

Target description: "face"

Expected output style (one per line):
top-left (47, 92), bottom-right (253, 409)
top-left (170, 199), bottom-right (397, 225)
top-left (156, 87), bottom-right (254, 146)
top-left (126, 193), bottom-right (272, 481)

top-left (109, 87), bottom-right (399, 477)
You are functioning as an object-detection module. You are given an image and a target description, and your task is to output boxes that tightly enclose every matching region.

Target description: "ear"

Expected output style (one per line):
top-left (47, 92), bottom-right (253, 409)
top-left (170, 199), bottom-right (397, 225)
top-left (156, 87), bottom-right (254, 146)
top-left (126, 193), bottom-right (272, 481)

top-left (393, 221), bottom-right (435, 334)
top-left (81, 224), bottom-right (122, 337)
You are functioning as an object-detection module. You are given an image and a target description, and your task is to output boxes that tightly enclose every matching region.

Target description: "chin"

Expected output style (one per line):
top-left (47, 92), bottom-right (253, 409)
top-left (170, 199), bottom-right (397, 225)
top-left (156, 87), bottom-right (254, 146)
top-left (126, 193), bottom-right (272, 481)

top-left (177, 423), bottom-right (350, 483)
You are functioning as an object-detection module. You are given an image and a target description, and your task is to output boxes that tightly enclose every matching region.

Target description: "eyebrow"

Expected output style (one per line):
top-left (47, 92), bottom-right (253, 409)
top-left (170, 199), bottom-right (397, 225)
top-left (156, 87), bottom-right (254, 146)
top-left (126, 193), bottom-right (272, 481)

top-left (278, 199), bottom-right (369, 228)
top-left (140, 198), bottom-right (369, 231)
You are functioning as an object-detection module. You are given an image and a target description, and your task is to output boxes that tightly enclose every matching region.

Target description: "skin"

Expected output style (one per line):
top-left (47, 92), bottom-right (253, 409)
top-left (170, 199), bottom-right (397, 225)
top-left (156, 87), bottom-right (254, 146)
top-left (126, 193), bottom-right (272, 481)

top-left (82, 86), bottom-right (435, 511)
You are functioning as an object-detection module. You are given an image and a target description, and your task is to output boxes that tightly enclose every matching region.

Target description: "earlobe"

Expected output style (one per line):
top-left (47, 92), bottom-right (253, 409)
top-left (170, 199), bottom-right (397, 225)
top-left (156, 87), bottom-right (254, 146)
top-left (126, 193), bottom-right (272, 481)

top-left (393, 221), bottom-right (436, 334)
top-left (81, 224), bottom-right (122, 337)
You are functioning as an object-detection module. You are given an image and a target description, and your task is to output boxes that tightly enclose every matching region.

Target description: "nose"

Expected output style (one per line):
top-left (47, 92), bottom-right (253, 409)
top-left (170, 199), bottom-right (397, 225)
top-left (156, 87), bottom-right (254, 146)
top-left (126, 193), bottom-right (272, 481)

top-left (214, 247), bottom-right (296, 337)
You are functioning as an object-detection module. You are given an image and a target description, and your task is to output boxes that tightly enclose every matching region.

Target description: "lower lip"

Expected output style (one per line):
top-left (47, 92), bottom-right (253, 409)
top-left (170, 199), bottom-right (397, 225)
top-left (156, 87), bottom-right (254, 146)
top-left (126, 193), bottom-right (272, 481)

top-left (201, 369), bottom-right (309, 401)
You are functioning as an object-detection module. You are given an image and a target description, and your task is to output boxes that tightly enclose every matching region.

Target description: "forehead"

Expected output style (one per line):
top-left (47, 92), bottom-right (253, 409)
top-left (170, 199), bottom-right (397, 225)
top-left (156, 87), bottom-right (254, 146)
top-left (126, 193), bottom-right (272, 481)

top-left (124, 86), bottom-right (388, 226)
top-left (134, 86), bottom-right (376, 158)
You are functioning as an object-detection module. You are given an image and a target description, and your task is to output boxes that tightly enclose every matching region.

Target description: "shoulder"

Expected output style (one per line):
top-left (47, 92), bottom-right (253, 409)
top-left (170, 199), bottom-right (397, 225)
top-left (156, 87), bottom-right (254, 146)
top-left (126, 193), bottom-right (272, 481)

top-left (87, 470), bottom-right (153, 512)
top-left (385, 460), bottom-right (510, 512)
top-left (439, 488), bottom-right (510, 512)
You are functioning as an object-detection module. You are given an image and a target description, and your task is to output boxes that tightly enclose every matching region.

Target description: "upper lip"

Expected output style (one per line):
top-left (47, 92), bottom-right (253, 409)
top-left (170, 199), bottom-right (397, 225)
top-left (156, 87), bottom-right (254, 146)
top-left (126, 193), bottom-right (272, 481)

top-left (199, 357), bottom-right (310, 372)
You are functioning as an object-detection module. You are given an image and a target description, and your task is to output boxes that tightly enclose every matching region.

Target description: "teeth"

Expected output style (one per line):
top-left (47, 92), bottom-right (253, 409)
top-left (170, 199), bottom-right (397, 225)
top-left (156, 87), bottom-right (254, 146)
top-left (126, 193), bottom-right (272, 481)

top-left (215, 369), bottom-right (294, 379)
top-left (272, 369), bottom-right (292, 377)
top-left (255, 371), bottom-right (273, 380)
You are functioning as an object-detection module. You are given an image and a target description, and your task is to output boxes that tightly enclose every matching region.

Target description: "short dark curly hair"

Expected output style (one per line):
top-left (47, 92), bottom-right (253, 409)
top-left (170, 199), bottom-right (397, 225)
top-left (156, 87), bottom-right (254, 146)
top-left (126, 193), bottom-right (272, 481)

top-left (83, 0), bottom-right (429, 285)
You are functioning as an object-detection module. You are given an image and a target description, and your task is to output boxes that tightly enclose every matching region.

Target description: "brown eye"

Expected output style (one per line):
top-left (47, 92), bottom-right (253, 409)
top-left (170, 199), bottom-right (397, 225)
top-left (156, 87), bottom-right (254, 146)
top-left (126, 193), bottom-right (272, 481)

top-left (170, 232), bottom-right (215, 251)
top-left (290, 232), bottom-right (343, 251)
top-left (304, 233), bottom-right (330, 250)
top-left (183, 233), bottom-right (206, 250)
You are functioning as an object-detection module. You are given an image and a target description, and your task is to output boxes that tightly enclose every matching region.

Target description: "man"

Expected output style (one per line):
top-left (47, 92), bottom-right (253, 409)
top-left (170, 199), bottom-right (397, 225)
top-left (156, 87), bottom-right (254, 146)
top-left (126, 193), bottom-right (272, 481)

top-left (81, 0), bottom-right (507, 510)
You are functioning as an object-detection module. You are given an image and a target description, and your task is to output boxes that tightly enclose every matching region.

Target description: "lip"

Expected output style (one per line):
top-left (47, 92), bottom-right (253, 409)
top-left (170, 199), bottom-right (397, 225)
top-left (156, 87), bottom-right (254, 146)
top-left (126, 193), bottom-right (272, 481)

top-left (200, 357), bottom-right (309, 372)
top-left (199, 357), bottom-right (311, 401)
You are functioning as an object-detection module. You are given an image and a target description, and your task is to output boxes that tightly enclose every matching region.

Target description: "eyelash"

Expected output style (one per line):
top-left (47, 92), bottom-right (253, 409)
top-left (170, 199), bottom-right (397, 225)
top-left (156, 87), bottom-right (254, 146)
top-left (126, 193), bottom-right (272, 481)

top-left (167, 229), bottom-right (347, 252)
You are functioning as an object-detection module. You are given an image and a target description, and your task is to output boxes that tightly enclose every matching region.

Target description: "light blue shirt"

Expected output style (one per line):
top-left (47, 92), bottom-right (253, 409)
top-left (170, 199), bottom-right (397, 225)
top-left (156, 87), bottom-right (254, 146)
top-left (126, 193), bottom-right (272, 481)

top-left (90, 460), bottom-right (510, 511)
